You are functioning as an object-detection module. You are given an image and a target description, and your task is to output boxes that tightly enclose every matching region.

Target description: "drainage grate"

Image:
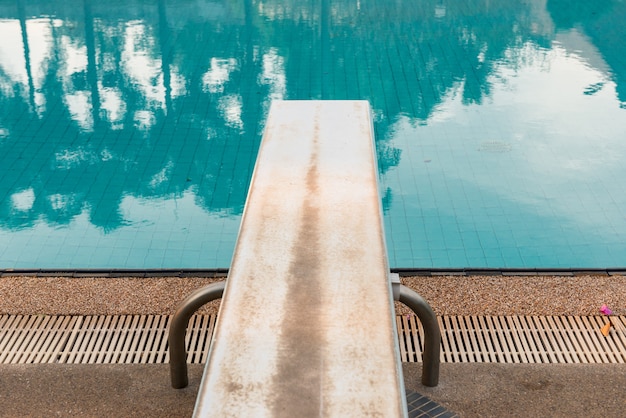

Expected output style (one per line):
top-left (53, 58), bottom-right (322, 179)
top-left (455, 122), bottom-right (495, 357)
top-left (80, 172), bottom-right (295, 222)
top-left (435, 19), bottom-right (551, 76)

top-left (397, 315), bottom-right (626, 363)
top-left (1, 314), bottom-right (624, 364)
top-left (0, 314), bottom-right (216, 364)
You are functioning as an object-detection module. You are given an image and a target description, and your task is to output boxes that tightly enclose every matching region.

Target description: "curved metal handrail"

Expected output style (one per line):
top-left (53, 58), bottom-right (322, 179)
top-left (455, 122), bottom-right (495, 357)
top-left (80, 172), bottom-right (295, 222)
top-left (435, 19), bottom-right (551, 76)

top-left (168, 281), bottom-right (225, 389)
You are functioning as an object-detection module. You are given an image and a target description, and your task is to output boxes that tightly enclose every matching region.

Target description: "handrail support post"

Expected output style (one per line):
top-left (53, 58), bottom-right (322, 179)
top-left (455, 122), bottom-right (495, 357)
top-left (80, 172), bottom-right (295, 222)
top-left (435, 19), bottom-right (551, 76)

top-left (390, 273), bottom-right (441, 387)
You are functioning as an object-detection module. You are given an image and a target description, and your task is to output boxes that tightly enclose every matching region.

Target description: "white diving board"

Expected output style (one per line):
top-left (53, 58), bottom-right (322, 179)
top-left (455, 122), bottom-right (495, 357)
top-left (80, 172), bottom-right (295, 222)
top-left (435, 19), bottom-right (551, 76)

top-left (193, 101), bottom-right (407, 417)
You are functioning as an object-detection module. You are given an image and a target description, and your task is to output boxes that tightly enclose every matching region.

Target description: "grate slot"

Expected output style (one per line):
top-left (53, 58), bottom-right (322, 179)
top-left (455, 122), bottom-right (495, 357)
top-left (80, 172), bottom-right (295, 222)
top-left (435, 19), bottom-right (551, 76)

top-left (93, 316), bottom-right (115, 364)
top-left (476, 316), bottom-right (498, 362)
top-left (405, 316), bottom-right (424, 362)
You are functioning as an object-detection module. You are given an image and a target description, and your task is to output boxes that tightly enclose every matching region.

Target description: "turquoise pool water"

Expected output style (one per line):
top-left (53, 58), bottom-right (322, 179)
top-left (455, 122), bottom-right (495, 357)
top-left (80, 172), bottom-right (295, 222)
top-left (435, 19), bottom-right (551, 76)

top-left (1, 0), bottom-right (625, 269)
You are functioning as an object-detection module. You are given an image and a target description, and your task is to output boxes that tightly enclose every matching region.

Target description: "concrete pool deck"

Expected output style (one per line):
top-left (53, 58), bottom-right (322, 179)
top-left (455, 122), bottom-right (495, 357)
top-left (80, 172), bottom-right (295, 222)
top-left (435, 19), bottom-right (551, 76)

top-left (1, 362), bottom-right (625, 417)
top-left (1, 274), bottom-right (625, 417)
top-left (1, 274), bottom-right (624, 316)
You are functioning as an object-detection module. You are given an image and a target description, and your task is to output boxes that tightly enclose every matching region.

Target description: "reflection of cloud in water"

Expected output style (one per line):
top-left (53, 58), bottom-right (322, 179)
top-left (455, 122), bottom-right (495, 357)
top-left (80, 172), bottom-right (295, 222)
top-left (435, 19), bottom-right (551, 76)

top-left (0, 19), bottom-right (54, 88)
top-left (149, 160), bottom-right (174, 189)
top-left (11, 188), bottom-right (35, 212)
top-left (259, 48), bottom-right (286, 101)
top-left (487, 39), bottom-right (623, 175)
top-left (218, 94), bottom-right (243, 129)
top-left (100, 87), bottom-right (126, 127)
top-left (0, 19), bottom-right (53, 114)
top-left (64, 91), bottom-right (93, 131)
top-left (0, 191), bottom-right (240, 268)
top-left (48, 193), bottom-right (75, 211)
top-left (385, 34), bottom-right (626, 241)
top-left (202, 58), bottom-right (238, 94)
top-left (0, 20), bottom-right (27, 86)
top-left (134, 109), bottom-right (155, 130)
top-left (121, 21), bottom-right (186, 113)
top-left (55, 147), bottom-right (96, 170)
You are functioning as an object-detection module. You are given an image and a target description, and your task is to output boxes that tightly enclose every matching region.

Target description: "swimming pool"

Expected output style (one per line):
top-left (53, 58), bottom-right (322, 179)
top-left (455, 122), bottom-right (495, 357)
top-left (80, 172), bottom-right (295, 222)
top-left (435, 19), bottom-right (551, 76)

top-left (1, 0), bottom-right (625, 269)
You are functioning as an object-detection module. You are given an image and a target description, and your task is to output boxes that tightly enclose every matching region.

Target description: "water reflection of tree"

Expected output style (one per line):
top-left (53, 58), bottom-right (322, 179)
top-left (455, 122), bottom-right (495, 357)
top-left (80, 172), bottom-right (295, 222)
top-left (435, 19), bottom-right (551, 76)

top-left (1, 0), bottom-right (263, 231)
top-left (267, 0), bottom-right (552, 177)
top-left (0, 0), bottom-right (567, 232)
top-left (547, 0), bottom-right (626, 106)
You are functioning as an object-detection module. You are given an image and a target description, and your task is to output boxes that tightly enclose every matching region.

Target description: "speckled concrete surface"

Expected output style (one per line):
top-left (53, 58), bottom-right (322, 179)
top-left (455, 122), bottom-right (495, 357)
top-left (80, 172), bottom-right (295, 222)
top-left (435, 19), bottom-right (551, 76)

top-left (397, 274), bottom-right (625, 316)
top-left (0, 274), bottom-right (623, 316)
top-left (0, 364), bottom-right (204, 418)
top-left (403, 363), bottom-right (626, 418)
top-left (0, 276), bottom-right (224, 315)
top-left (1, 362), bottom-right (624, 417)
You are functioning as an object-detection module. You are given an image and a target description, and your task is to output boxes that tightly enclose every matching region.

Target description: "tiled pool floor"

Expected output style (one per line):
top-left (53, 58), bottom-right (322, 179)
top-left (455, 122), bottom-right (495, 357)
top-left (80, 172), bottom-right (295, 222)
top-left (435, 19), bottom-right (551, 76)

top-left (1, 0), bottom-right (625, 269)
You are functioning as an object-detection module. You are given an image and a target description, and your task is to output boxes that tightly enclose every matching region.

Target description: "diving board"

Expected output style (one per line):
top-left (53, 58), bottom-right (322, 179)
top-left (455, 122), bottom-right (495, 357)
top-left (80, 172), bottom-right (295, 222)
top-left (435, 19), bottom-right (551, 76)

top-left (196, 101), bottom-right (405, 416)
top-left (167, 101), bottom-right (444, 417)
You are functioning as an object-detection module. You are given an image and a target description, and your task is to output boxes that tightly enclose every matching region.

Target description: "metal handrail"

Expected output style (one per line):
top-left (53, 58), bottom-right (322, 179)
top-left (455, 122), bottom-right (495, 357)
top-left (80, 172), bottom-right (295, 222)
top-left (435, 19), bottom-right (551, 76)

top-left (168, 281), bottom-right (225, 389)
top-left (398, 287), bottom-right (441, 386)
top-left (169, 275), bottom-right (440, 389)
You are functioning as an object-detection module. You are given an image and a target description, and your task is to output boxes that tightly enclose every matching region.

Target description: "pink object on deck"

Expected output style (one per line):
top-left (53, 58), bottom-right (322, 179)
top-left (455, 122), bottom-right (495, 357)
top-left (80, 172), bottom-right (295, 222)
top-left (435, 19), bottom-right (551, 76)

top-left (600, 304), bottom-right (613, 316)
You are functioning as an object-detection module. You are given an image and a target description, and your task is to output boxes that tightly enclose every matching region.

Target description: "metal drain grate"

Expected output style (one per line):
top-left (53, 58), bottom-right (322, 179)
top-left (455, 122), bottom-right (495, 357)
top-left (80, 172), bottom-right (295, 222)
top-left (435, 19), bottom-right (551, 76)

top-left (0, 314), bottom-right (216, 364)
top-left (397, 315), bottom-right (626, 363)
top-left (1, 314), bottom-right (624, 364)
